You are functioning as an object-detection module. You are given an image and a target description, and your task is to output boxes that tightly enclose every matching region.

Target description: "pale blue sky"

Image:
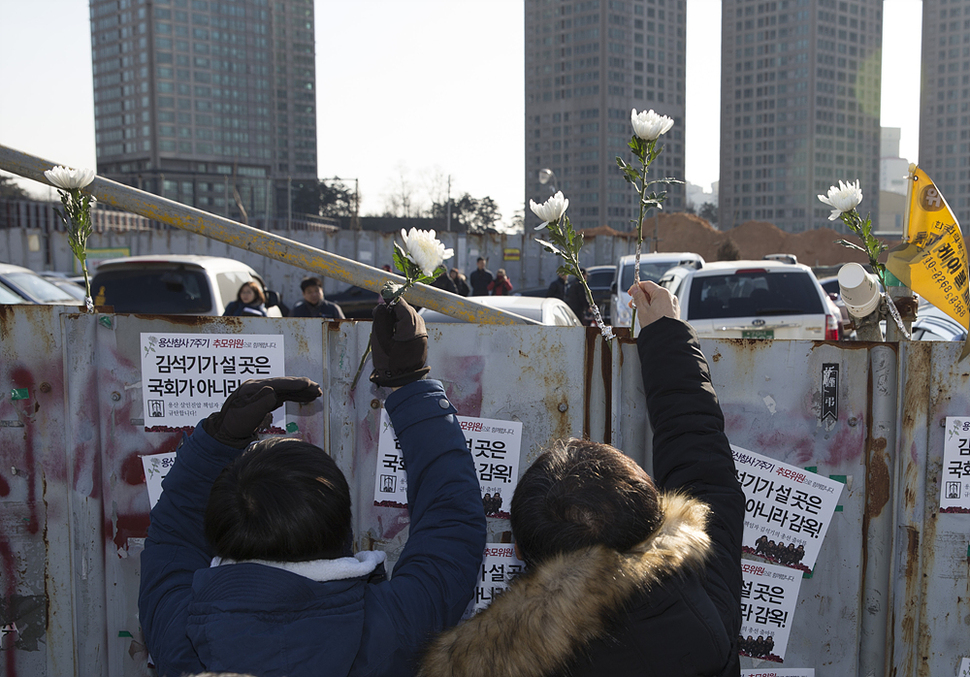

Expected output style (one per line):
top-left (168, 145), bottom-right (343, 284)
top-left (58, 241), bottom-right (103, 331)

top-left (0, 0), bottom-right (921, 226)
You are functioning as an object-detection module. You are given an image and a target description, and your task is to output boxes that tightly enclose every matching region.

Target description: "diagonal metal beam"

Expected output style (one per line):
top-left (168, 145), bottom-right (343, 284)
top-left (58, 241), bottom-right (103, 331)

top-left (0, 144), bottom-right (536, 325)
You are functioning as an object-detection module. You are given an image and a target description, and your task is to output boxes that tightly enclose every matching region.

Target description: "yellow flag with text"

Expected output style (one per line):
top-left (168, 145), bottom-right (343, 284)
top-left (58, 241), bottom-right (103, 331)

top-left (885, 166), bottom-right (969, 358)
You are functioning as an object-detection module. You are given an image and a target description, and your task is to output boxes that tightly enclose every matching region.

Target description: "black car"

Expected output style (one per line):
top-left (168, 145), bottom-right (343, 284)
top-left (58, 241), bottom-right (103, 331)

top-left (325, 284), bottom-right (381, 318)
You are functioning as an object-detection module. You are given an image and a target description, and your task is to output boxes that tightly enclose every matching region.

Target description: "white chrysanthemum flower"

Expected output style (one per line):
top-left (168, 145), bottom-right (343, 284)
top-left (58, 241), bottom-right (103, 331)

top-left (529, 191), bottom-right (569, 224)
top-left (400, 228), bottom-right (454, 277)
top-left (818, 180), bottom-right (863, 220)
top-left (44, 165), bottom-right (95, 190)
top-left (630, 109), bottom-right (674, 141)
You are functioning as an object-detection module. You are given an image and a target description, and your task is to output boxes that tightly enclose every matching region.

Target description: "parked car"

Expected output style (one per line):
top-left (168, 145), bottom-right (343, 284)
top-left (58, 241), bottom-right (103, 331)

top-left (611, 252), bottom-right (705, 329)
top-left (325, 284), bottom-right (381, 318)
top-left (0, 263), bottom-right (82, 305)
top-left (658, 261), bottom-right (841, 341)
top-left (39, 272), bottom-right (88, 302)
top-left (418, 296), bottom-right (583, 326)
top-left (90, 255), bottom-right (283, 316)
top-left (911, 303), bottom-right (968, 342)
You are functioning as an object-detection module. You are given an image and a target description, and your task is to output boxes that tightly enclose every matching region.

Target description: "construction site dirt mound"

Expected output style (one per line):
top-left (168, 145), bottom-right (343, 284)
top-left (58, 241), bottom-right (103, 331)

top-left (584, 213), bottom-right (900, 268)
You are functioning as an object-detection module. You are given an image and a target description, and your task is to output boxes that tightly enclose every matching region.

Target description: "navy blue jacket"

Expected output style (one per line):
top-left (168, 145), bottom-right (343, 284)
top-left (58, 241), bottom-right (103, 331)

top-left (139, 379), bottom-right (487, 677)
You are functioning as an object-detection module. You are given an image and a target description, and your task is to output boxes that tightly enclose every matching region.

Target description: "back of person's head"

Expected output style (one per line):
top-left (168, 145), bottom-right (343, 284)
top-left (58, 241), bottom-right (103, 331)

top-left (510, 439), bottom-right (662, 567)
top-left (205, 438), bottom-right (352, 562)
top-left (300, 276), bottom-right (323, 292)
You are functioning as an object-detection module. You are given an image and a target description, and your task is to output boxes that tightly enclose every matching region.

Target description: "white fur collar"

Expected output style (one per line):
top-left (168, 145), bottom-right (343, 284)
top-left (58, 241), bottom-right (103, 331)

top-left (210, 550), bottom-right (386, 583)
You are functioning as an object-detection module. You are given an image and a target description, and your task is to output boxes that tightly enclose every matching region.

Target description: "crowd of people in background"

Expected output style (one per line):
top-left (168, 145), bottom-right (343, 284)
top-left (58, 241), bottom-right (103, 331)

top-left (226, 258), bottom-right (594, 325)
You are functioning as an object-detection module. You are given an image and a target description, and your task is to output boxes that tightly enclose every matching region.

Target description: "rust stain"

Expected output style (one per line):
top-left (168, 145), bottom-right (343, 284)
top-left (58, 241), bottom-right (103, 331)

top-left (711, 349), bottom-right (721, 363)
top-left (600, 338), bottom-right (613, 445)
top-left (583, 326), bottom-right (597, 439)
top-left (865, 437), bottom-right (891, 519)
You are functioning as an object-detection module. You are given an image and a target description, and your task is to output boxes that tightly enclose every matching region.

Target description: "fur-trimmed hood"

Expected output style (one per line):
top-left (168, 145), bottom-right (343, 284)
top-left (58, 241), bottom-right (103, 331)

top-left (419, 492), bottom-right (713, 677)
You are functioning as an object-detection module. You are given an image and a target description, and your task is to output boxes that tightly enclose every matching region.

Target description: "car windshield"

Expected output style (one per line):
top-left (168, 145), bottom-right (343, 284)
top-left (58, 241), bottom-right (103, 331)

top-left (0, 280), bottom-right (28, 304)
top-left (687, 271), bottom-right (824, 320)
top-left (587, 269), bottom-right (614, 290)
top-left (620, 261), bottom-right (686, 289)
top-left (3, 272), bottom-right (78, 303)
top-left (93, 267), bottom-right (213, 313)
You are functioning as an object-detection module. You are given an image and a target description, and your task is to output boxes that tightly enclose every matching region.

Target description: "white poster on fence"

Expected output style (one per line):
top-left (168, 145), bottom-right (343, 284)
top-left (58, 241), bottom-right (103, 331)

top-left (741, 670), bottom-right (814, 677)
top-left (373, 410), bottom-right (522, 517)
top-left (940, 416), bottom-right (970, 513)
top-left (739, 561), bottom-right (801, 663)
top-left (957, 657), bottom-right (970, 677)
top-left (732, 445), bottom-right (844, 573)
top-left (140, 333), bottom-right (285, 432)
top-left (141, 451), bottom-right (178, 509)
top-left (462, 543), bottom-right (526, 619)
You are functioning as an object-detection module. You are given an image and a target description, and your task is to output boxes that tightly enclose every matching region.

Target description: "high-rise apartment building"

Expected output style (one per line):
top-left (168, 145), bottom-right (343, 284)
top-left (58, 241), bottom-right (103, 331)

top-left (90, 0), bottom-right (316, 224)
top-left (919, 0), bottom-right (970, 228)
top-left (718, 0), bottom-right (882, 234)
top-left (524, 0), bottom-right (686, 232)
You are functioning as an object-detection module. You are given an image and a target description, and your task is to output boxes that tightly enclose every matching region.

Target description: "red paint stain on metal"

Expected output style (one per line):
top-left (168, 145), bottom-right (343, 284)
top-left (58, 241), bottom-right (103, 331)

top-left (110, 513), bottom-right (152, 552)
top-left (753, 429), bottom-right (815, 465)
top-left (822, 420), bottom-right (866, 466)
top-left (440, 355), bottom-right (484, 417)
top-left (121, 453), bottom-right (146, 486)
top-left (10, 368), bottom-right (39, 535)
top-left (0, 474), bottom-right (9, 497)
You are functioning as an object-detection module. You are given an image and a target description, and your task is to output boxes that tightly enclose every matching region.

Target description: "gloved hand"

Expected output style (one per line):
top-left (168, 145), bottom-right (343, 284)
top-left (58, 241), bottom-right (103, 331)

top-left (202, 377), bottom-right (322, 448)
top-left (369, 298), bottom-right (431, 388)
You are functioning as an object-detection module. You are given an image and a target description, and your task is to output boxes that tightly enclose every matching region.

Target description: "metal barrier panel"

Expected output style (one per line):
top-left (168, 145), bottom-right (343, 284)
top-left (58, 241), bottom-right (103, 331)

top-left (700, 338), bottom-right (876, 674)
top-left (4, 304), bottom-right (970, 676)
top-left (892, 339), bottom-right (970, 677)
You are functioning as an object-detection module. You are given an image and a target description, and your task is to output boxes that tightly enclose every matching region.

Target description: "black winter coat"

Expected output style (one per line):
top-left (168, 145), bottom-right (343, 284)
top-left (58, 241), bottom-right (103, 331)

top-left (421, 318), bottom-right (744, 677)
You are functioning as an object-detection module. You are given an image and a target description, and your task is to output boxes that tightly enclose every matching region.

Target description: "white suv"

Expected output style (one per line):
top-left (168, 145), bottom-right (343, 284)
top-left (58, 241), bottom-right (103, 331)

top-left (611, 252), bottom-right (705, 329)
top-left (659, 261), bottom-right (840, 341)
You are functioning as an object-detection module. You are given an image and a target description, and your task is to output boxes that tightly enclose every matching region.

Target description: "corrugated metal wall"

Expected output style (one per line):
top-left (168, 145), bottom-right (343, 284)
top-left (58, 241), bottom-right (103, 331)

top-left (1, 305), bottom-right (968, 676)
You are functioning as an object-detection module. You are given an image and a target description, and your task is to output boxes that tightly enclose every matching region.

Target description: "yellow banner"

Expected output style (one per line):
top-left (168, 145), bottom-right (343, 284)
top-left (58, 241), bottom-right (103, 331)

top-left (885, 166), bottom-right (969, 357)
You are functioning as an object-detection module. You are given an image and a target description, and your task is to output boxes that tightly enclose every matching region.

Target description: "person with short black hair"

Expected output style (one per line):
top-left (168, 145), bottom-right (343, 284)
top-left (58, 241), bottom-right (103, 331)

top-left (469, 257), bottom-right (493, 296)
top-left (291, 276), bottom-right (345, 319)
top-left (139, 299), bottom-right (486, 677)
top-left (421, 280), bottom-right (744, 677)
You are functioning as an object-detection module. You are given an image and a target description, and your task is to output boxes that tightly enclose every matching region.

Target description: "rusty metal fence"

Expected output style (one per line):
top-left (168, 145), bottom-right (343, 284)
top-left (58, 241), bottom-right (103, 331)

top-left (1, 305), bottom-right (969, 676)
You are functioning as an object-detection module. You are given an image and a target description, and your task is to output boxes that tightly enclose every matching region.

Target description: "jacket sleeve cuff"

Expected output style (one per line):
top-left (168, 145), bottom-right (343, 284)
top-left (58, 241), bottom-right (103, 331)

top-left (384, 379), bottom-right (457, 434)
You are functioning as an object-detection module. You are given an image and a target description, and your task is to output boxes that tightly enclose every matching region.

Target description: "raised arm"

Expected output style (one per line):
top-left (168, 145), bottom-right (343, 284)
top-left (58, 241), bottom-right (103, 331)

top-left (629, 281), bottom-right (744, 648)
top-left (138, 377), bottom-right (321, 677)
top-left (366, 300), bottom-right (487, 658)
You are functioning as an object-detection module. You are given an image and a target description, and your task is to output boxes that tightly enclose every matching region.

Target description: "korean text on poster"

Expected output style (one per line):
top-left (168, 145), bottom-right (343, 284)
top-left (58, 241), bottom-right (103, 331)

top-left (373, 410), bottom-right (522, 517)
top-left (741, 670), bottom-right (814, 677)
top-left (141, 451), bottom-right (178, 510)
top-left (940, 416), bottom-right (970, 513)
top-left (462, 543), bottom-right (525, 619)
top-left (733, 445), bottom-right (844, 573)
top-left (140, 333), bottom-right (285, 432)
top-left (739, 561), bottom-right (802, 663)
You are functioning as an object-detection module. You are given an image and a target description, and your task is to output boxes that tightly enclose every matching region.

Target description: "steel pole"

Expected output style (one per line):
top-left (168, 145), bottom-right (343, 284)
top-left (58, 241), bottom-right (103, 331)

top-left (0, 144), bottom-right (535, 325)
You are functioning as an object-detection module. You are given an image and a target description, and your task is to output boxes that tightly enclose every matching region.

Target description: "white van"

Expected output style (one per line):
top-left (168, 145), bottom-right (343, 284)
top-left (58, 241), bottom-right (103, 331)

top-left (91, 255), bottom-right (283, 316)
top-left (610, 252), bottom-right (705, 329)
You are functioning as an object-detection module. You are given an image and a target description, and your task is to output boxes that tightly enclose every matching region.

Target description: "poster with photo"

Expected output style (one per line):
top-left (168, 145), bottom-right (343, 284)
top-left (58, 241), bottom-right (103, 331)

top-left (733, 445), bottom-right (844, 572)
top-left (373, 410), bottom-right (522, 518)
top-left (940, 416), bottom-right (970, 513)
top-left (741, 670), bottom-right (814, 677)
top-left (140, 333), bottom-right (286, 432)
top-left (141, 451), bottom-right (178, 509)
top-left (739, 561), bottom-right (802, 663)
top-left (462, 543), bottom-right (525, 619)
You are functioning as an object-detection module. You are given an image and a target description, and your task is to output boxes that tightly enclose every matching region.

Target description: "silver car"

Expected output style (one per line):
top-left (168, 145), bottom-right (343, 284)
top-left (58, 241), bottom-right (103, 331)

top-left (659, 261), bottom-right (841, 341)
